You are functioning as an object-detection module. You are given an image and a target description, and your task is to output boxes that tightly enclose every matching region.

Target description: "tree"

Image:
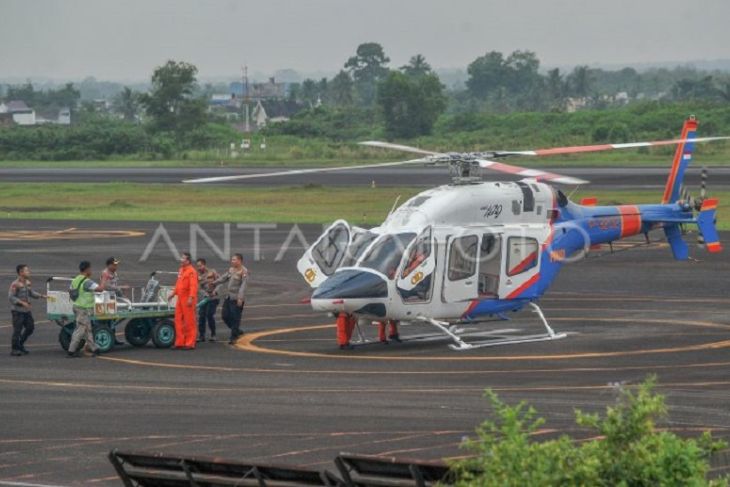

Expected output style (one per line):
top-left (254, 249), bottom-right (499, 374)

top-left (466, 51), bottom-right (507, 99)
top-left (113, 87), bottom-right (141, 122)
top-left (546, 68), bottom-right (565, 109)
top-left (329, 70), bottom-right (354, 107)
top-left (317, 77), bottom-right (329, 105)
top-left (344, 42), bottom-right (390, 106)
top-left (503, 50), bottom-right (541, 95)
top-left (376, 71), bottom-right (446, 139)
top-left (567, 65), bottom-right (593, 98)
top-left (401, 54), bottom-right (432, 78)
top-left (300, 78), bottom-right (318, 107)
top-left (140, 60), bottom-right (207, 134)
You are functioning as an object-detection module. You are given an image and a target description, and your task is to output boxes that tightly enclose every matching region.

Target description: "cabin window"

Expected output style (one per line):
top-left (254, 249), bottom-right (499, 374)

top-left (478, 233), bottom-right (501, 296)
top-left (516, 182), bottom-right (535, 212)
top-left (512, 200), bottom-right (521, 215)
top-left (401, 227), bottom-right (432, 279)
top-left (312, 222), bottom-right (350, 276)
top-left (406, 196), bottom-right (431, 207)
top-left (506, 237), bottom-right (539, 277)
top-left (448, 235), bottom-right (478, 281)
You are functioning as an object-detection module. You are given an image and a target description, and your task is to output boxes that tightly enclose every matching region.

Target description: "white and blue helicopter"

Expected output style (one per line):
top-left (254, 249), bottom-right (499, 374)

top-left (187, 117), bottom-right (726, 350)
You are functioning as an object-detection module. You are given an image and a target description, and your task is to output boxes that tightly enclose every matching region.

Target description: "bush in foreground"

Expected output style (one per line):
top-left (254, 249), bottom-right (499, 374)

top-left (450, 377), bottom-right (727, 486)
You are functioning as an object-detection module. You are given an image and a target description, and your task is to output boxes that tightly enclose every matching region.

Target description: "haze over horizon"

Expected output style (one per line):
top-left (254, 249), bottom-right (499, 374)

top-left (1, 0), bottom-right (729, 82)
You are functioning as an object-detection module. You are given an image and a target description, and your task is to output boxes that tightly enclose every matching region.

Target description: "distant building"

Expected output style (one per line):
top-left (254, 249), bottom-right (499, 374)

top-left (229, 77), bottom-right (287, 100)
top-left (0, 100), bottom-right (36, 125)
top-left (250, 99), bottom-right (300, 129)
top-left (36, 107), bottom-right (71, 125)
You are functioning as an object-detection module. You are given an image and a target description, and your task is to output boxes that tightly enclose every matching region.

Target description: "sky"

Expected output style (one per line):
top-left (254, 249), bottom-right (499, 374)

top-left (1, 0), bottom-right (729, 81)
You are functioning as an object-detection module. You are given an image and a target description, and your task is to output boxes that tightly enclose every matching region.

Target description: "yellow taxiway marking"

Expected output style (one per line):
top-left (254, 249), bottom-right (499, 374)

top-left (85, 355), bottom-right (730, 376)
top-left (236, 317), bottom-right (730, 361)
top-left (3, 377), bottom-right (730, 395)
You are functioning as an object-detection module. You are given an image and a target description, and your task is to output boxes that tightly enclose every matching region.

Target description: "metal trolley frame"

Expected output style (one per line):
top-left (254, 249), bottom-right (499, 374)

top-left (46, 271), bottom-right (181, 354)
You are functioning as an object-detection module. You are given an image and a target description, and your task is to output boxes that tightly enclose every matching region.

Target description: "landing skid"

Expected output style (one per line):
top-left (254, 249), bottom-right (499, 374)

top-left (421, 302), bottom-right (567, 351)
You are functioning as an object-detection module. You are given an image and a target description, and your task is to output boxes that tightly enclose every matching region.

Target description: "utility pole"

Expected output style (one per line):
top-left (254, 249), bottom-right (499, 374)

top-left (241, 65), bottom-right (250, 133)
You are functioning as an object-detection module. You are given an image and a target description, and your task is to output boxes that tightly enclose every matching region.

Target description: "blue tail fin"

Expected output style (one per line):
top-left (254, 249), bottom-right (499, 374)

top-left (663, 224), bottom-right (689, 260)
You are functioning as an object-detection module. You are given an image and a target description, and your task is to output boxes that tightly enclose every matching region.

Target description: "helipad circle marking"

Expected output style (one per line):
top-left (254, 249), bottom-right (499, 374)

top-left (235, 317), bottom-right (730, 361)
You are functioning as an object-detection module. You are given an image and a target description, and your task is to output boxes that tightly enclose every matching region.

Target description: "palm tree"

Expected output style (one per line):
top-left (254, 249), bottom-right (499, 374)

top-left (113, 87), bottom-right (140, 122)
top-left (568, 65), bottom-right (592, 98)
top-left (401, 54), bottom-right (432, 78)
top-left (330, 71), bottom-right (354, 107)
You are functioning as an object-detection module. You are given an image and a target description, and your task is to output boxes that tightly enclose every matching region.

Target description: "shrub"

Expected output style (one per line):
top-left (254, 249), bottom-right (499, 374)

top-left (450, 377), bottom-right (727, 486)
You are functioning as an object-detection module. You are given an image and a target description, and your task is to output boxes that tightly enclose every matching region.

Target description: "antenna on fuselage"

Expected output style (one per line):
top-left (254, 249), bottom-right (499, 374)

top-left (388, 194), bottom-right (402, 216)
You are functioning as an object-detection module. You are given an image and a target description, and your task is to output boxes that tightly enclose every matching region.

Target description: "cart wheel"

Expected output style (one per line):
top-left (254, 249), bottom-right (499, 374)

top-left (152, 319), bottom-right (175, 348)
top-left (94, 325), bottom-right (115, 354)
top-left (58, 323), bottom-right (77, 352)
top-left (125, 319), bottom-right (152, 347)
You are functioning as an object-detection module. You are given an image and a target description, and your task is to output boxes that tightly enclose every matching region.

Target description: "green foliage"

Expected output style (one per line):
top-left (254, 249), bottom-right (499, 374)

top-left (466, 50), bottom-right (547, 111)
top-left (140, 60), bottom-right (207, 134)
top-left (345, 42), bottom-right (391, 106)
top-left (329, 71), bottom-right (355, 107)
top-left (450, 377), bottom-right (727, 487)
top-left (112, 87), bottom-right (142, 122)
top-left (377, 71), bottom-right (447, 138)
top-left (0, 120), bottom-right (238, 160)
top-left (264, 105), bottom-right (380, 140)
top-left (4, 82), bottom-right (80, 113)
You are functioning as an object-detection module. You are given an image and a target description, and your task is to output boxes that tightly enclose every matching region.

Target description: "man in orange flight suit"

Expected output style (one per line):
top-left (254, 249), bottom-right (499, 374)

top-left (169, 251), bottom-right (199, 349)
top-left (377, 320), bottom-right (400, 343)
top-left (336, 312), bottom-right (357, 350)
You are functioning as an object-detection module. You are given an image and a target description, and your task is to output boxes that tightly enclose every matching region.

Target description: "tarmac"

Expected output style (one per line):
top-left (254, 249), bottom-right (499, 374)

top-left (2, 166), bottom-right (730, 189)
top-left (0, 219), bottom-right (729, 486)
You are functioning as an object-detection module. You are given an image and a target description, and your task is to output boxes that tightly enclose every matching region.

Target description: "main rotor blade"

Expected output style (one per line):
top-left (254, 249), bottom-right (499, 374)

top-left (182, 158), bottom-right (431, 183)
top-left (496, 136), bottom-right (730, 157)
top-left (476, 159), bottom-right (589, 185)
top-left (359, 141), bottom-right (442, 156)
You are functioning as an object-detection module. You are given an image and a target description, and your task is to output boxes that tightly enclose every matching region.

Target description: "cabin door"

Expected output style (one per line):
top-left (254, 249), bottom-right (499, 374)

top-left (498, 229), bottom-right (542, 299)
top-left (297, 220), bottom-right (351, 288)
top-left (442, 231), bottom-right (480, 303)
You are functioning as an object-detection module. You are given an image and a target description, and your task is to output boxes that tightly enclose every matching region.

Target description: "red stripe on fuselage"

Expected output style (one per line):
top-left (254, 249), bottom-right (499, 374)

top-left (508, 250), bottom-right (538, 275)
top-left (506, 273), bottom-right (540, 299)
top-left (618, 205), bottom-right (642, 238)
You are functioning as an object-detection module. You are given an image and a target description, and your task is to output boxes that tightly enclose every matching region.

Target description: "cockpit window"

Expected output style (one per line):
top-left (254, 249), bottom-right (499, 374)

top-left (341, 231), bottom-right (378, 267)
top-left (359, 232), bottom-right (416, 279)
top-left (312, 222), bottom-right (349, 276)
top-left (401, 227), bottom-right (432, 279)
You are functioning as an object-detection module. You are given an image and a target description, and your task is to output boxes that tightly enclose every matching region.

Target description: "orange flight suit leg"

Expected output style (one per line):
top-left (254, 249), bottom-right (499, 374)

top-left (336, 313), bottom-right (349, 346)
top-left (377, 321), bottom-right (387, 342)
top-left (183, 301), bottom-right (197, 348)
top-left (174, 303), bottom-right (186, 348)
top-left (388, 320), bottom-right (398, 338)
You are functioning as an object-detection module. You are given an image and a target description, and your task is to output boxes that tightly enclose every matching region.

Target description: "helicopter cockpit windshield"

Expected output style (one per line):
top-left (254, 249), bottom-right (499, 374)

top-left (358, 232), bottom-right (416, 279)
top-left (341, 230), bottom-right (378, 267)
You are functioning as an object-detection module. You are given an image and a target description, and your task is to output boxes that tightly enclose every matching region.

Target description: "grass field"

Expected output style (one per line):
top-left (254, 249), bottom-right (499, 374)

top-left (0, 182), bottom-right (728, 230)
top-left (0, 143), bottom-right (729, 169)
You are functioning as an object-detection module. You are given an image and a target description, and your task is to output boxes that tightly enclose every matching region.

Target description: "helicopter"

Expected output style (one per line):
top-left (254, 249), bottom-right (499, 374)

top-left (186, 116), bottom-right (727, 350)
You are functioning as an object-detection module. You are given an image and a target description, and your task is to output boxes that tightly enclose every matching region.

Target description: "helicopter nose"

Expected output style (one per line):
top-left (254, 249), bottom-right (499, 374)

top-left (312, 269), bottom-right (388, 300)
